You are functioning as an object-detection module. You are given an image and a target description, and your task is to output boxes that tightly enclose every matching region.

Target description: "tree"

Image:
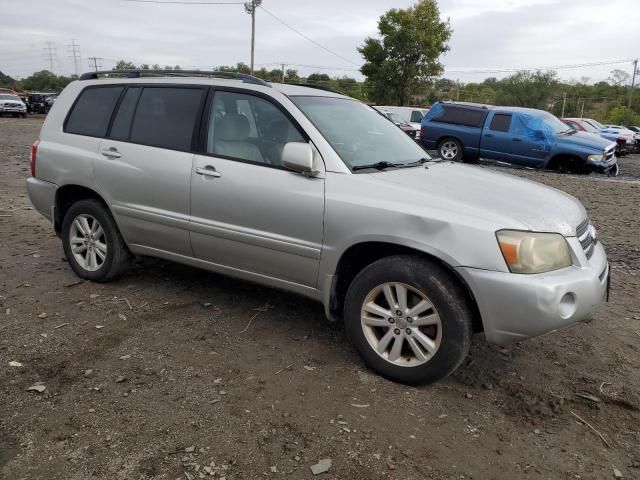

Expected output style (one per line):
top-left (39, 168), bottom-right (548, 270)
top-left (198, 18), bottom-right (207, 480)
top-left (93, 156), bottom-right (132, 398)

top-left (494, 70), bottom-right (558, 110)
top-left (608, 69), bottom-right (630, 86)
top-left (20, 70), bottom-right (71, 91)
top-left (608, 106), bottom-right (640, 126)
top-left (359, 0), bottom-right (451, 105)
top-left (284, 69), bottom-right (300, 82)
top-left (114, 60), bottom-right (137, 70)
top-left (0, 71), bottom-right (17, 89)
top-left (307, 73), bottom-right (331, 84)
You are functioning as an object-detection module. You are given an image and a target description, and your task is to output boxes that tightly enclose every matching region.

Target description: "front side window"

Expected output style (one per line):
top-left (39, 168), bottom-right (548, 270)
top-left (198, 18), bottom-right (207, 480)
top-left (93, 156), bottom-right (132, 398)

top-left (130, 87), bottom-right (204, 151)
top-left (410, 110), bottom-right (424, 123)
top-left (65, 86), bottom-right (124, 137)
top-left (206, 91), bottom-right (305, 166)
top-left (291, 96), bottom-right (428, 170)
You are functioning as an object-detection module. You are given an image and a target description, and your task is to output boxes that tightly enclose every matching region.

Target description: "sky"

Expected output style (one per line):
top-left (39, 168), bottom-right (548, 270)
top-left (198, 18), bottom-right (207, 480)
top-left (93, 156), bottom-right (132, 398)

top-left (0, 0), bottom-right (639, 84)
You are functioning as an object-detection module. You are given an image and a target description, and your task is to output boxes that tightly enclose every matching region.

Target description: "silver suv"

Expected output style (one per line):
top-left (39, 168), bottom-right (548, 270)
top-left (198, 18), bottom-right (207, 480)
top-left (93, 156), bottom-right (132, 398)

top-left (27, 70), bottom-right (609, 385)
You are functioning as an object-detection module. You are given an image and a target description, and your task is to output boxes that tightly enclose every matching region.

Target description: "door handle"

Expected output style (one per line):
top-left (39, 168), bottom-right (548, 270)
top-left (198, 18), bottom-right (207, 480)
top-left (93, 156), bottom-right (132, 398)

top-left (484, 133), bottom-right (494, 138)
top-left (512, 138), bottom-right (522, 142)
top-left (101, 147), bottom-right (121, 159)
top-left (195, 166), bottom-right (222, 178)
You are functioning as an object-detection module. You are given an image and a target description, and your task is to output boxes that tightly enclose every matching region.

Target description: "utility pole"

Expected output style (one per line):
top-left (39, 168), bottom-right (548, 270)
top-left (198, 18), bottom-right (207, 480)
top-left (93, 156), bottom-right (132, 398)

top-left (244, 0), bottom-right (262, 75)
top-left (281, 63), bottom-right (285, 83)
top-left (456, 79), bottom-right (460, 101)
top-left (87, 57), bottom-right (103, 72)
top-left (44, 42), bottom-right (56, 72)
top-left (629, 58), bottom-right (638, 108)
top-left (67, 39), bottom-right (81, 78)
top-left (561, 92), bottom-right (567, 117)
top-left (581, 100), bottom-right (585, 118)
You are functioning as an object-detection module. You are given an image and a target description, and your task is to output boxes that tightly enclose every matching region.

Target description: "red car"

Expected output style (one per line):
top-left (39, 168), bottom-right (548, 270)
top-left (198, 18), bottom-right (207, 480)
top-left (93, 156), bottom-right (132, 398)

top-left (561, 118), bottom-right (626, 155)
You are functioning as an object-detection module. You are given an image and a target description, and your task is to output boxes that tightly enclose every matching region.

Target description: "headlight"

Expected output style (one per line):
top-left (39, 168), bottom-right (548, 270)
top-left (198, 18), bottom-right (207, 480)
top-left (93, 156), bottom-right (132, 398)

top-left (496, 230), bottom-right (572, 274)
top-left (587, 154), bottom-right (604, 162)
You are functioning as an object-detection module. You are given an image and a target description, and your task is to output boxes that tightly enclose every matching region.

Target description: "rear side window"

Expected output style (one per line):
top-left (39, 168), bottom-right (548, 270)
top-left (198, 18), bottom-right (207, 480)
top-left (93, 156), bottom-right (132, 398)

top-left (65, 86), bottom-right (124, 137)
top-left (129, 87), bottom-right (204, 151)
top-left (109, 87), bottom-right (142, 141)
top-left (435, 106), bottom-right (486, 128)
top-left (489, 113), bottom-right (512, 132)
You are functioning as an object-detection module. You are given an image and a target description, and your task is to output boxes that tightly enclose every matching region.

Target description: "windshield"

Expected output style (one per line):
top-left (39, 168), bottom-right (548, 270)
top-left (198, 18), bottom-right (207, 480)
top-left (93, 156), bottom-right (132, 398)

top-left (586, 119), bottom-right (605, 129)
top-left (291, 96), bottom-right (429, 170)
top-left (577, 120), bottom-right (598, 133)
top-left (537, 112), bottom-right (572, 134)
top-left (385, 112), bottom-right (403, 123)
top-left (0, 94), bottom-right (20, 101)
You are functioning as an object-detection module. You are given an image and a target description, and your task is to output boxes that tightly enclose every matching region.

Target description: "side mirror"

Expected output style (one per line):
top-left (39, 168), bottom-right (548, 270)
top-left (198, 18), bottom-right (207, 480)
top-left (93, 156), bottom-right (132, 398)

top-left (282, 142), bottom-right (315, 174)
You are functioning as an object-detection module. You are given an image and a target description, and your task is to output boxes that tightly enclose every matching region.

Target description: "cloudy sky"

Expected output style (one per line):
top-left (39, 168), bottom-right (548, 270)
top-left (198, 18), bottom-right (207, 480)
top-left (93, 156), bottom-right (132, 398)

top-left (1, 0), bottom-right (638, 83)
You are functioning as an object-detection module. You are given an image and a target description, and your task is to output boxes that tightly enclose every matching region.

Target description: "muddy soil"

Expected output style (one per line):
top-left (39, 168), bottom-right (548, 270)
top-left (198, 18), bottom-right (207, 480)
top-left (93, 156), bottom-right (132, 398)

top-left (1, 116), bottom-right (639, 479)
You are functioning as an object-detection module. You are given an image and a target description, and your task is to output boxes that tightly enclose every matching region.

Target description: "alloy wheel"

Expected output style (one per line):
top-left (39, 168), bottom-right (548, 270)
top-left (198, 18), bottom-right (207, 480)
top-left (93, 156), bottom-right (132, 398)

top-left (69, 214), bottom-right (107, 272)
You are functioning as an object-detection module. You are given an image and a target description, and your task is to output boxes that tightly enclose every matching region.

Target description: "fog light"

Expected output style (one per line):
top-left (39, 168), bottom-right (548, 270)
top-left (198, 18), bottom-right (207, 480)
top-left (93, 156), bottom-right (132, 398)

top-left (558, 292), bottom-right (576, 319)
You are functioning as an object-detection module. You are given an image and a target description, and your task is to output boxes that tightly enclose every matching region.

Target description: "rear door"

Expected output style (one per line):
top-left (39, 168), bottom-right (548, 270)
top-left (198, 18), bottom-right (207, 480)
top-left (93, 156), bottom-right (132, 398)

top-left (95, 85), bottom-right (206, 256)
top-left (480, 112), bottom-right (512, 161)
top-left (189, 88), bottom-right (325, 290)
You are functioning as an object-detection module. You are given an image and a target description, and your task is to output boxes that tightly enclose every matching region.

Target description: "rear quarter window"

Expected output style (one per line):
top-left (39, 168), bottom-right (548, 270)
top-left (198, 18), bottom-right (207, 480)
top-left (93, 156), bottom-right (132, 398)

top-left (434, 106), bottom-right (486, 128)
top-left (65, 86), bottom-right (124, 137)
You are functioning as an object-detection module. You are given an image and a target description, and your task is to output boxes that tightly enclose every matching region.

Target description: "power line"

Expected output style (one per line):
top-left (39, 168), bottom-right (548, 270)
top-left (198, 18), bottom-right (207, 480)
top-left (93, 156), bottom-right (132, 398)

top-left (444, 59), bottom-right (634, 75)
top-left (123, 0), bottom-right (243, 3)
top-left (258, 6), bottom-right (360, 67)
top-left (87, 57), bottom-right (104, 72)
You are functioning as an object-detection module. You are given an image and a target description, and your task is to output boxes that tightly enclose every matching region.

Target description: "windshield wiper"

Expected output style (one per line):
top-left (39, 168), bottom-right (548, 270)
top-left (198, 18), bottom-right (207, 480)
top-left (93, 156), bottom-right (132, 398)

top-left (352, 159), bottom-right (426, 171)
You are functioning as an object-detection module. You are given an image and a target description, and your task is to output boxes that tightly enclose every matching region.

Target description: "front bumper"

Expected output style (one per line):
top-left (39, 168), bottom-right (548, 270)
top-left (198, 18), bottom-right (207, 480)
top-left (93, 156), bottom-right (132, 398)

top-left (0, 106), bottom-right (26, 113)
top-left (586, 155), bottom-right (617, 173)
top-left (457, 239), bottom-right (608, 345)
top-left (26, 177), bottom-right (58, 222)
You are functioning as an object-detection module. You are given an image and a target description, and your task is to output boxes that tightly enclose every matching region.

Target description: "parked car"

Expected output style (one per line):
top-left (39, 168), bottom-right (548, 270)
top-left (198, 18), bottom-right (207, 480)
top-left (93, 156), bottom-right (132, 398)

top-left (377, 109), bottom-right (419, 139)
top-left (377, 106), bottom-right (429, 136)
top-left (0, 93), bottom-right (27, 117)
top-left (27, 70), bottom-right (610, 385)
top-left (561, 118), bottom-right (628, 156)
top-left (27, 92), bottom-right (57, 114)
top-left (421, 102), bottom-right (617, 174)
top-left (0, 87), bottom-right (18, 95)
top-left (626, 126), bottom-right (640, 133)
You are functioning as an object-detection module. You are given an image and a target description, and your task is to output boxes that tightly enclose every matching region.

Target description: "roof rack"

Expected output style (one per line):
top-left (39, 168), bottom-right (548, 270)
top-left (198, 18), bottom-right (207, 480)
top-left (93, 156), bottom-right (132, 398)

top-left (78, 70), bottom-right (272, 87)
top-left (441, 100), bottom-right (490, 110)
top-left (283, 82), bottom-right (343, 95)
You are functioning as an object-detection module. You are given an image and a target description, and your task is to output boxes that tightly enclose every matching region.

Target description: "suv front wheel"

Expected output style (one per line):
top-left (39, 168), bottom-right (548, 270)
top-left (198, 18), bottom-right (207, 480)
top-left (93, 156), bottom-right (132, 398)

top-left (344, 255), bottom-right (472, 385)
top-left (61, 199), bottom-right (131, 282)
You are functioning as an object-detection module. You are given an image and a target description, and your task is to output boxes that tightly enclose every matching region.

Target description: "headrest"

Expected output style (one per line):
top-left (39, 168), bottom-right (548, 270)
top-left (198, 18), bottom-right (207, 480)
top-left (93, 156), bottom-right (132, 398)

top-left (216, 113), bottom-right (250, 141)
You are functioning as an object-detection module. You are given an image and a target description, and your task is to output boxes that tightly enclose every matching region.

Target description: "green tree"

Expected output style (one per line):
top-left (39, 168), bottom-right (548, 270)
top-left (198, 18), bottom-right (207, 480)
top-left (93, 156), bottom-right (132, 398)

top-left (284, 69), bottom-right (300, 82)
top-left (359, 0), bottom-right (451, 105)
top-left (20, 70), bottom-right (71, 91)
top-left (0, 71), bottom-right (18, 89)
top-left (307, 73), bottom-right (331, 84)
top-left (114, 60), bottom-right (137, 70)
top-left (608, 106), bottom-right (640, 126)
top-left (494, 70), bottom-right (558, 110)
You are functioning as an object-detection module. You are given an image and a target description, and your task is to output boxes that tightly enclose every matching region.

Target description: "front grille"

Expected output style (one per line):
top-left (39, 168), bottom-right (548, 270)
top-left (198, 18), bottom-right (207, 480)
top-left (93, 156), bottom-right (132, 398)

top-left (576, 218), bottom-right (597, 259)
top-left (605, 147), bottom-right (616, 161)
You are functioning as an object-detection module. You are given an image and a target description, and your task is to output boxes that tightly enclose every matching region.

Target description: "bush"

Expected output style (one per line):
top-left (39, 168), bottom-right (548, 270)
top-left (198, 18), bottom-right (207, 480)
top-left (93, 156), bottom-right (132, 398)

top-left (608, 106), bottom-right (640, 126)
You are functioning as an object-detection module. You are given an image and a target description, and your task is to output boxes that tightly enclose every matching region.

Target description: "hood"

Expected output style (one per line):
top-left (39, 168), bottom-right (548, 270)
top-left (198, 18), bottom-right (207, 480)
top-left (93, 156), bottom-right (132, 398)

top-left (559, 131), bottom-right (613, 151)
top-left (358, 162), bottom-right (586, 236)
top-left (1, 99), bottom-right (24, 105)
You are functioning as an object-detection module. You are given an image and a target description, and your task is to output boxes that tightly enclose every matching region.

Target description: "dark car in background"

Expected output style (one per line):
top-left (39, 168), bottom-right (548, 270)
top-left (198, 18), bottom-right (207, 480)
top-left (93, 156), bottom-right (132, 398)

top-left (27, 92), bottom-right (57, 114)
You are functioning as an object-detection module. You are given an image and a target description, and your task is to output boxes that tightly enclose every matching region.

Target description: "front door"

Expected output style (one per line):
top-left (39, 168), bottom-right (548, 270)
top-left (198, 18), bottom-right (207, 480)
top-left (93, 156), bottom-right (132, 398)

top-left (189, 89), bottom-right (325, 289)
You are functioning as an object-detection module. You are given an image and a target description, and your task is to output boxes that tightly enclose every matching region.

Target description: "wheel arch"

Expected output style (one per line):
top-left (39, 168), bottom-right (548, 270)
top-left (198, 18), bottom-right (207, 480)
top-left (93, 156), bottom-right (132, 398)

top-left (54, 184), bottom-right (110, 236)
top-left (327, 241), bottom-right (483, 333)
top-left (546, 153), bottom-right (585, 171)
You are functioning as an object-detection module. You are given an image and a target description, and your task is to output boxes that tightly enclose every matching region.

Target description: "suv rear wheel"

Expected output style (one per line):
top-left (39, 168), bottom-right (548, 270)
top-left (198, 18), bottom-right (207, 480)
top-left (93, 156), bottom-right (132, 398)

top-left (61, 200), bottom-right (130, 282)
top-left (344, 255), bottom-right (473, 385)
top-left (438, 138), bottom-right (463, 162)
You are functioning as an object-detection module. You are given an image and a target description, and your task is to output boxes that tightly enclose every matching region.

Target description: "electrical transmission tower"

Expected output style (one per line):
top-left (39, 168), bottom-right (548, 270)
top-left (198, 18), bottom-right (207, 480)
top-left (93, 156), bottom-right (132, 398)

top-left (87, 57), bottom-right (103, 72)
top-left (44, 42), bottom-right (56, 72)
top-left (68, 39), bottom-right (81, 78)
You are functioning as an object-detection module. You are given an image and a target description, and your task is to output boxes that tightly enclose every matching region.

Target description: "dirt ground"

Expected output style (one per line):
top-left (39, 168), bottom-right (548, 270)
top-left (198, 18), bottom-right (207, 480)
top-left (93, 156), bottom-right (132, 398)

top-left (1, 116), bottom-right (639, 480)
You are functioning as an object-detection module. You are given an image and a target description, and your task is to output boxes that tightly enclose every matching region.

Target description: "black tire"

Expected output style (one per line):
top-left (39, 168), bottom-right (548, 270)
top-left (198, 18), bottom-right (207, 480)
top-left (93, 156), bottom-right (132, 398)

top-left (61, 199), bottom-right (131, 282)
top-left (344, 255), bottom-right (473, 385)
top-left (437, 138), bottom-right (463, 162)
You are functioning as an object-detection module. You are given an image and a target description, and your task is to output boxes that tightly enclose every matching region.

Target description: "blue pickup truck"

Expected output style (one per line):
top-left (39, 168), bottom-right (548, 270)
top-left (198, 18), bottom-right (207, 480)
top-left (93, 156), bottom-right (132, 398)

top-left (420, 102), bottom-right (618, 174)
